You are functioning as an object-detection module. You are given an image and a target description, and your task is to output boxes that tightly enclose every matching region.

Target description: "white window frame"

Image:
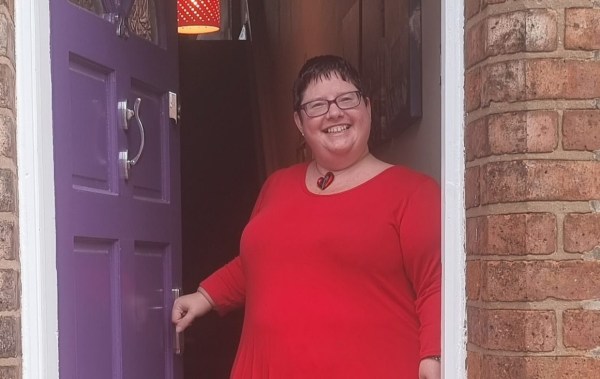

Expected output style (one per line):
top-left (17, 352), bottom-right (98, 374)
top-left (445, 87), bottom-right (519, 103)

top-left (16, 0), bottom-right (466, 378)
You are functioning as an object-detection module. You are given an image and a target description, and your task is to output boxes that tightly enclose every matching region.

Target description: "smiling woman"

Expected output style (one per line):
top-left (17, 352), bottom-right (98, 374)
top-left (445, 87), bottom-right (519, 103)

top-left (173, 55), bottom-right (442, 379)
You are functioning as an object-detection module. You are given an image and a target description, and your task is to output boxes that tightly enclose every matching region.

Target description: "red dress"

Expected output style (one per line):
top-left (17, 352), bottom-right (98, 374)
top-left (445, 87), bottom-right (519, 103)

top-left (201, 163), bottom-right (441, 378)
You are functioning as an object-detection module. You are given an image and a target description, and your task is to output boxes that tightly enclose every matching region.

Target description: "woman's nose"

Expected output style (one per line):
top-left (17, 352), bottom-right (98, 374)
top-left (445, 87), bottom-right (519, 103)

top-left (326, 102), bottom-right (343, 118)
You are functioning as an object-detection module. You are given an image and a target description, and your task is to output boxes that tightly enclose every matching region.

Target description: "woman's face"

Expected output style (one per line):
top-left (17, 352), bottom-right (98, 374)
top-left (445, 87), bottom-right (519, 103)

top-left (294, 74), bottom-right (371, 168)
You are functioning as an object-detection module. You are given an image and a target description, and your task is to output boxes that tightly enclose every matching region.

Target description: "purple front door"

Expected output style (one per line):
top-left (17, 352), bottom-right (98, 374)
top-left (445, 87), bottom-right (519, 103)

top-left (50, 1), bottom-right (182, 378)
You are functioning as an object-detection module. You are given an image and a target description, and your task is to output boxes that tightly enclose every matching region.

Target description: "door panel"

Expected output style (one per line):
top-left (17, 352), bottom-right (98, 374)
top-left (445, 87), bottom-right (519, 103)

top-left (128, 83), bottom-right (167, 201)
top-left (125, 242), bottom-right (171, 378)
top-left (68, 55), bottom-right (117, 193)
top-left (51, 0), bottom-right (181, 378)
top-left (72, 237), bottom-right (120, 379)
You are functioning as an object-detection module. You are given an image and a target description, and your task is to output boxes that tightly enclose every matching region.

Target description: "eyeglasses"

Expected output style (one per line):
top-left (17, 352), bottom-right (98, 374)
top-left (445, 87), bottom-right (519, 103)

top-left (299, 91), bottom-right (362, 118)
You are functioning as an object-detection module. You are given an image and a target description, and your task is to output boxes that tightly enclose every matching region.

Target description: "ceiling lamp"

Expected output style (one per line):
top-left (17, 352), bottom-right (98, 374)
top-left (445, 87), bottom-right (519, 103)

top-left (177, 0), bottom-right (221, 34)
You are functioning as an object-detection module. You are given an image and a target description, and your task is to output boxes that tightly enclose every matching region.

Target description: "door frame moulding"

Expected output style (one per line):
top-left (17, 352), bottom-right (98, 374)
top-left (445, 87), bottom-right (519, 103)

top-left (441, 0), bottom-right (467, 377)
top-left (16, 0), bottom-right (60, 378)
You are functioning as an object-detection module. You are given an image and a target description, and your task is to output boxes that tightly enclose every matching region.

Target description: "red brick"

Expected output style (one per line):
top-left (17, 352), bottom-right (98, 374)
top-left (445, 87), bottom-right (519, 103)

top-left (525, 10), bottom-right (558, 52)
top-left (465, 166), bottom-right (481, 208)
top-left (0, 169), bottom-right (13, 212)
top-left (564, 213), bottom-right (600, 253)
top-left (565, 8), bottom-right (600, 51)
top-left (0, 114), bottom-right (15, 158)
top-left (468, 213), bottom-right (556, 256)
top-left (0, 366), bottom-right (19, 379)
top-left (526, 59), bottom-right (600, 100)
top-left (0, 316), bottom-right (19, 358)
top-left (466, 67), bottom-right (482, 112)
top-left (0, 0), bottom-right (14, 16)
top-left (466, 0), bottom-right (480, 20)
top-left (488, 112), bottom-right (527, 154)
top-left (0, 220), bottom-right (15, 260)
top-left (0, 269), bottom-right (18, 311)
top-left (0, 11), bottom-right (16, 64)
top-left (479, 356), bottom-right (600, 379)
top-left (468, 307), bottom-right (556, 351)
top-left (466, 217), bottom-right (479, 255)
top-left (481, 260), bottom-right (600, 301)
top-left (563, 110), bottom-right (600, 151)
top-left (466, 111), bottom-right (558, 161)
top-left (488, 111), bottom-right (558, 154)
top-left (480, 160), bottom-right (528, 204)
top-left (478, 59), bottom-right (600, 105)
top-left (467, 351), bottom-right (483, 379)
top-left (486, 12), bottom-right (526, 56)
top-left (482, 160), bottom-right (600, 204)
top-left (466, 11), bottom-right (556, 68)
top-left (466, 260), bottom-right (482, 300)
top-left (465, 117), bottom-right (489, 161)
top-left (482, 60), bottom-right (526, 106)
top-left (0, 64), bottom-right (15, 109)
top-left (466, 21), bottom-right (486, 68)
top-left (563, 310), bottom-right (600, 350)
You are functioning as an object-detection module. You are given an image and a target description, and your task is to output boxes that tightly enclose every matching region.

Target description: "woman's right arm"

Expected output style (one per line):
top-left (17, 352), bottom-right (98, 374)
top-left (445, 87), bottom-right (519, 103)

top-left (171, 256), bottom-right (246, 332)
top-left (171, 171), bottom-right (275, 332)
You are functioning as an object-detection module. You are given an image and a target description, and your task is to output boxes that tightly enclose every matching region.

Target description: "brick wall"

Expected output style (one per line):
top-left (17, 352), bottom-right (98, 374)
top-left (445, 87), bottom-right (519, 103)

top-left (465, 0), bottom-right (600, 377)
top-left (0, 0), bottom-right (20, 378)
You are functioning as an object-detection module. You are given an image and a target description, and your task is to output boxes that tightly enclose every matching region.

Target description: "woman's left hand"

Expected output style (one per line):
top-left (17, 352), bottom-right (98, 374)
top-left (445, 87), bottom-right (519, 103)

top-left (419, 357), bottom-right (441, 379)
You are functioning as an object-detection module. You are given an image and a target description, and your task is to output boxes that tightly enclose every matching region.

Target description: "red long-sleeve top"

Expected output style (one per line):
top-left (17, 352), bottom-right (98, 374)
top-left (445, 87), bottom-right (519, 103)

top-left (201, 163), bottom-right (441, 378)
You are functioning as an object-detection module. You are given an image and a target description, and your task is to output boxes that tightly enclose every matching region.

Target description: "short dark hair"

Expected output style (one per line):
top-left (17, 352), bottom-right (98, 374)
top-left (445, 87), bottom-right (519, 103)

top-left (292, 55), bottom-right (363, 111)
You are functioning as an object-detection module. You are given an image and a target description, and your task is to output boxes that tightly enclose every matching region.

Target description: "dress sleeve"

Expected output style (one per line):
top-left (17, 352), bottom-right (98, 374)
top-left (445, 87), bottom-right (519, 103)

top-left (200, 257), bottom-right (245, 315)
top-left (198, 172), bottom-right (275, 315)
top-left (399, 177), bottom-right (441, 359)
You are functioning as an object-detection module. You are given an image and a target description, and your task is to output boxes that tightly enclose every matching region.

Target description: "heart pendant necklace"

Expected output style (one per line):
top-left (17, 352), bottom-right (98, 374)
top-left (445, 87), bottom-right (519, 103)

top-left (316, 171), bottom-right (334, 190)
top-left (314, 162), bottom-right (336, 190)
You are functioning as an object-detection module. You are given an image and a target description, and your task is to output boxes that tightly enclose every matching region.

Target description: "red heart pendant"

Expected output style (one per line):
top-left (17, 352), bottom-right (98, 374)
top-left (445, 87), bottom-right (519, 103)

top-left (317, 172), bottom-right (334, 190)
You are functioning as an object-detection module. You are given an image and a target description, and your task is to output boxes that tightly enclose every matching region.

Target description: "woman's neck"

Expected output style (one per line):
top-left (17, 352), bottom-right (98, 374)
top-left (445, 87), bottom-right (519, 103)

top-left (314, 151), bottom-right (371, 174)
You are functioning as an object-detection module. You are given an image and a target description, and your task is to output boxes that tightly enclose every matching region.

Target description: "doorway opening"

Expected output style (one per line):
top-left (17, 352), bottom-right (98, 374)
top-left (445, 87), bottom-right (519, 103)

top-left (177, 0), bottom-right (446, 377)
top-left (17, 0), bottom-right (465, 378)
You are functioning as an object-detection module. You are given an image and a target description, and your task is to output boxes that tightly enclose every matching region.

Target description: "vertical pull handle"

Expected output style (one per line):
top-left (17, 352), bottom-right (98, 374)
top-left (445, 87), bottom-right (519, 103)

top-left (119, 98), bottom-right (145, 180)
top-left (172, 288), bottom-right (184, 355)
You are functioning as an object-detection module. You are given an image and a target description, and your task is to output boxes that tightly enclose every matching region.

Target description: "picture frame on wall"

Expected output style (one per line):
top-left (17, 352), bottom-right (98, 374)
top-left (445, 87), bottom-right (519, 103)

top-left (360, 0), bottom-right (422, 146)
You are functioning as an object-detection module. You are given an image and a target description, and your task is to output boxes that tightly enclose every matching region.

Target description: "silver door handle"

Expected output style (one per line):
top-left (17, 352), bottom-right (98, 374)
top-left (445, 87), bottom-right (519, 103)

top-left (119, 98), bottom-right (145, 180)
top-left (172, 288), bottom-right (184, 355)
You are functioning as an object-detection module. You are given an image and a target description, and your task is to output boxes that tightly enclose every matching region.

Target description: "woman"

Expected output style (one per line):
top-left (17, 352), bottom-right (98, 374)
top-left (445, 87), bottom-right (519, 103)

top-left (172, 55), bottom-right (441, 379)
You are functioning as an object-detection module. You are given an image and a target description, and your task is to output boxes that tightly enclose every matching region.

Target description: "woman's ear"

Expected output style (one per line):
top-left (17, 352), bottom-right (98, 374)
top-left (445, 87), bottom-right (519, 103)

top-left (294, 111), bottom-right (304, 136)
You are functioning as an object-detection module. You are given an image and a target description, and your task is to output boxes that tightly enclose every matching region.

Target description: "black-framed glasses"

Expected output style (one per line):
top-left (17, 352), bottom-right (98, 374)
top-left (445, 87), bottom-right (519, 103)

top-left (299, 91), bottom-right (362, 118)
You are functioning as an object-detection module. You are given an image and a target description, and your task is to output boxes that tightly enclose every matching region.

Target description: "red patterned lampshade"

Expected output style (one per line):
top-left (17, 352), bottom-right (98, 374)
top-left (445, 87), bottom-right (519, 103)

top-left (177, 0), bottom-right (221, 34)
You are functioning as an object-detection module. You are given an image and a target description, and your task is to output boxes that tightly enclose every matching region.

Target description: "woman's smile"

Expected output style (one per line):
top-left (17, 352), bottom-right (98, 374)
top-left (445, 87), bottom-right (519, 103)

top-left (324, 124), bottom-right (350, 134)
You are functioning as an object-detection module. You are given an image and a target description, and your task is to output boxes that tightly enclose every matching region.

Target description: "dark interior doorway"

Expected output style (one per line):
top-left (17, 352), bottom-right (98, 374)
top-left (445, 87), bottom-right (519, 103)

top-left (179, 38), bottom-right (264, 378)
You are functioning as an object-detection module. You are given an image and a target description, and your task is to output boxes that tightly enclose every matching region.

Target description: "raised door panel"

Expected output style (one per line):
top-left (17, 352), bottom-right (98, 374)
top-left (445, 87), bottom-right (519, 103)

top-left (127, 81), bottom-right (168, 202)
top-left (68, 54), bottom-right (118, 194)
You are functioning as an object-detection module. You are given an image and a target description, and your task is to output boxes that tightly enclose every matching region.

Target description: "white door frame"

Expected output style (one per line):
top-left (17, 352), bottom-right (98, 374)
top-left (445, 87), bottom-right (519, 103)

top-left (15, 0), bottom-right (466, 378)
top-left (16, 0), bottom-right (59, 378)
top-left (440, 0), bottom-right (467, 377)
